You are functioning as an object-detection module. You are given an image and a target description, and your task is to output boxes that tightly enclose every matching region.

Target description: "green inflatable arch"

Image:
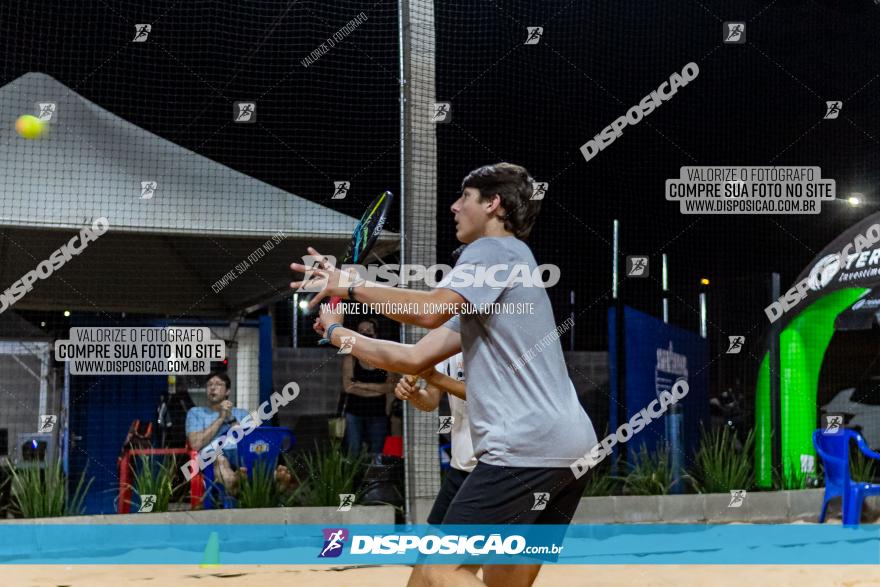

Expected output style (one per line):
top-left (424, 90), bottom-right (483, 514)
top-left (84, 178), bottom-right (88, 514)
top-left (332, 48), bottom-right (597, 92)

top-left (755, 287), bottom-right (869, 488)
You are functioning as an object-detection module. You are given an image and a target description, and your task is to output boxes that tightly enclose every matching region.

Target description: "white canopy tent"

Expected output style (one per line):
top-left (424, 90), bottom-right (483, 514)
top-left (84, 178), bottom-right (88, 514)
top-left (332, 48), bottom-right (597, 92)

top-left (0, 72), bottom-right (397, 317)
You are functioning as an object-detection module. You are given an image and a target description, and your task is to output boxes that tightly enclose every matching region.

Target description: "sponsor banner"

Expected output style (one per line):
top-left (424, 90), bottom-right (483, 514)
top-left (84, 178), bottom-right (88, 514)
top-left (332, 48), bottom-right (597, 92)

top-left (768, 211), bottom-right (880, 329)
top-left (1, 524), bottom-right (879, 564)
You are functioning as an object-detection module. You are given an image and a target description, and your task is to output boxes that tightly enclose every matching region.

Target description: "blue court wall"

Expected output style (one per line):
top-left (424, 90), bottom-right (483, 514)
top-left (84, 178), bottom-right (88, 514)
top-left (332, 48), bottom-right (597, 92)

top-left (608, 305), bottom-right (709, 464)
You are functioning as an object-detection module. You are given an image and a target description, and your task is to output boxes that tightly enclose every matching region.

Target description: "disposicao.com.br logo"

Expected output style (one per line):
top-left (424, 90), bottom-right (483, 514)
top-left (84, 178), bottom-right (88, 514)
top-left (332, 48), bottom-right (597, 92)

top-left (319, 528), bottom-right (562, 557)
top-left (319, 528), bottom-right (349, 558)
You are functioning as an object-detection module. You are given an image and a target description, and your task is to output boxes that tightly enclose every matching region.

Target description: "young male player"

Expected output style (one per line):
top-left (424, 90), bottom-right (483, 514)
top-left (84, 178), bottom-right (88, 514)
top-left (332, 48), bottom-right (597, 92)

top-left (292, 162), bottom-right (598, 586)
top-left (395, 346), bottom-right (480, 587)
top-left (395, 246), bottom-right (476, 528)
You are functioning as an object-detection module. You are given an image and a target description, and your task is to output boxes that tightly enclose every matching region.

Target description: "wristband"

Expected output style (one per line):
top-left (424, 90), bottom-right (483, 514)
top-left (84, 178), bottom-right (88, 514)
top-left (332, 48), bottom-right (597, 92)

top-left (348, 283), bottom-right (357, 301)
top-left (325, 322), bottom-right (343, 344)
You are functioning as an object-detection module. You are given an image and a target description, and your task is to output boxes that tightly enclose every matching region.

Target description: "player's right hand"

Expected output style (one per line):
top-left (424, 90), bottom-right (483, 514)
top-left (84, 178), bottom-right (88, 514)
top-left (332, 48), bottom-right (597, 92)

top-left (395, 375), bottom-right (418, 401)
top-left (219, 400), bottom-right (233, 420)
top-left (312, 317), bottom-right (326, 337)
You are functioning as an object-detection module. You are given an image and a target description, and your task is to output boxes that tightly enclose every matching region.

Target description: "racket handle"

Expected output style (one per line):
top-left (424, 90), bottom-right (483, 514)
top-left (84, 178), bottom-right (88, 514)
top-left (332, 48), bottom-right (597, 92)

top-left (318, 295), bottom-right (344, 345)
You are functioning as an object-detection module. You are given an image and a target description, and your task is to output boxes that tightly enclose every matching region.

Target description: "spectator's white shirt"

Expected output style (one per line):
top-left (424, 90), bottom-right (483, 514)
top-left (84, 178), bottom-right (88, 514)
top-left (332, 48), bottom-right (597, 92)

top-left (436, 352), bottom-right (476, 473)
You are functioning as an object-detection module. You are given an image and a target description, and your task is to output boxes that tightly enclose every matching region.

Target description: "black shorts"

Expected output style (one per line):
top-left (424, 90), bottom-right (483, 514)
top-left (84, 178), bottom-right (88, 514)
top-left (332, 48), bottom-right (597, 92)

top-left (427, 467), bottom-right (470, 525)
top-left (442, 461), bottom-right (587, 525)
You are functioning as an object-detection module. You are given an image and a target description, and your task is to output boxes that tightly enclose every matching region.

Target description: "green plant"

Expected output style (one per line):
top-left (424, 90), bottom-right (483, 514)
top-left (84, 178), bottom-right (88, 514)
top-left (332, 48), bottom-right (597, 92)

top-left (615, 443), bottom-right (675, 496)
top-left (7, 459), bottom-right (92, 518)
top-left (287, 440), bottom-right (366, 507)
top-left (771, 462), bottom-right (811, 490)
top-left (237, 460), bottom-right (281, 509)
top-left (850, 448), bottom-right (876, 483)
top-left (128, 455), bottom-right (177, 513)
top-left (581, 458), bottom-right (618, 497)
top-left (686, 426), bottom-right (754, 494)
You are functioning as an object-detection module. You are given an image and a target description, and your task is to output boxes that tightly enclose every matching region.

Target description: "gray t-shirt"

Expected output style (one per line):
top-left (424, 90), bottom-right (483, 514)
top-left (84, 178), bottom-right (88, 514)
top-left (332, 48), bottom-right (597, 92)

top-left (439, 236), bottom-right (597, 468)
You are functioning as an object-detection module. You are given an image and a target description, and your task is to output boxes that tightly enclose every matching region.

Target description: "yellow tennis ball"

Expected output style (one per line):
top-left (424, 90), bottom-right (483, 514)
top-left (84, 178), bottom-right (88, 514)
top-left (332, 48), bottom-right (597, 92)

top-left (15, 115), bottom-right (45, 139)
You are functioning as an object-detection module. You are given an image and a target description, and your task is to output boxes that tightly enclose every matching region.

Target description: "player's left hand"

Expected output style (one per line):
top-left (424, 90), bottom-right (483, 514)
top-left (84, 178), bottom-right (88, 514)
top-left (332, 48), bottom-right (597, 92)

top-left (395, 375), bottom-right (418, 401)
top-left (318, 299), bottom-right (344, 330)
top-left (289, 247), bottom-right (349, 308)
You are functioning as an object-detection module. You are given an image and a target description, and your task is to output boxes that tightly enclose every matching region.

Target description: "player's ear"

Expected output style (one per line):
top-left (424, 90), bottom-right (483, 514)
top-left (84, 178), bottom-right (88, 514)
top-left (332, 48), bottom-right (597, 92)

top-left (484, 193), bottom-right (503, 213)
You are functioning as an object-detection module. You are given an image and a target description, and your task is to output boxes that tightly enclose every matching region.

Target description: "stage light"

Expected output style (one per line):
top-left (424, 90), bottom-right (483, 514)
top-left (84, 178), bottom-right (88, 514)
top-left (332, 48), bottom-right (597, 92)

top-left (298, 300), bottom-right (308, 310)
top-left (63, 310), bottom-right (70, 317)
top-left (848, 195), bottom-right (862, 207)
top-left (700, 278), bottom-right (710, 286)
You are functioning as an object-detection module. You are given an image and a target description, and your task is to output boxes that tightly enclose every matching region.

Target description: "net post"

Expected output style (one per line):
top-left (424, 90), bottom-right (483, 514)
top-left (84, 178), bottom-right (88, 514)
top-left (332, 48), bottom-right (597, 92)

top-left (399, 0), bottom-right (440, 526)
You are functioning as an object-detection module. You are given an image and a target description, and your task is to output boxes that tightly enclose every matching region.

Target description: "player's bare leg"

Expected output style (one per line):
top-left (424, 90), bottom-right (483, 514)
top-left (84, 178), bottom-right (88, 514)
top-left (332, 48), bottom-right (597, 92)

top-left (214, 455), bottom-right (244, 496)
top-left (417, 564), bottom-right (484, 586)
top-left (407, 564), bottom-right (480, 586)
top-left (482, 564), bottom-right (542, 587)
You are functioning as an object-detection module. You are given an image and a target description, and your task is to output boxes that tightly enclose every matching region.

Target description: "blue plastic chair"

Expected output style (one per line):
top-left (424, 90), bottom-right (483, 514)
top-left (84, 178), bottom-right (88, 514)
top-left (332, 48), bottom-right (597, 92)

top-left (201, 427), bottom-right (295, 509)
top-left (239, 426), bottom-right (294, 474)
top-left (813, 428), bottom-right (880, 526)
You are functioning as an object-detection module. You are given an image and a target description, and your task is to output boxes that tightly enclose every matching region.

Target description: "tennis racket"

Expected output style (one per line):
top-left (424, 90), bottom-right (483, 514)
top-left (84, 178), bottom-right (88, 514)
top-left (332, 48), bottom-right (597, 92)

top-left (316, 189), bottom-right (394, 343)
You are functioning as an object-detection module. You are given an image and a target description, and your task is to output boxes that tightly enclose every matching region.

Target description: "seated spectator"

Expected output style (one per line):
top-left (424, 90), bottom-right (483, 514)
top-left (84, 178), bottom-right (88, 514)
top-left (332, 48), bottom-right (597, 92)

top-left (186, 372), bottom-right (292, 496)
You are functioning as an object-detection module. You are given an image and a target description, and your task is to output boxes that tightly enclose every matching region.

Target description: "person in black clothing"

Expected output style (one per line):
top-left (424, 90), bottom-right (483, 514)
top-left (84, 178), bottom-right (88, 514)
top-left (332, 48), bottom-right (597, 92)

top-left (340, 318), bottom-right (396, 456)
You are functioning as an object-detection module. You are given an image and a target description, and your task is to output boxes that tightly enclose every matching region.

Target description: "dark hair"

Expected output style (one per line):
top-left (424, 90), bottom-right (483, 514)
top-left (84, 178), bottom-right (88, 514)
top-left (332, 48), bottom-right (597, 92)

top-left (460, 162), bottom-right (541, 239)
top-left (207, 372), bottom-right (231, 389)
top-left (357, 317), bottom-right (379, 331)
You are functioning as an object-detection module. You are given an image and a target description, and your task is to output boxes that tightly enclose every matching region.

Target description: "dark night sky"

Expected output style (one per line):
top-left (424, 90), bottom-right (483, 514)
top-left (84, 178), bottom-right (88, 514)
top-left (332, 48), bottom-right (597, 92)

top-left (2, 0), bottom-right (880, 372)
